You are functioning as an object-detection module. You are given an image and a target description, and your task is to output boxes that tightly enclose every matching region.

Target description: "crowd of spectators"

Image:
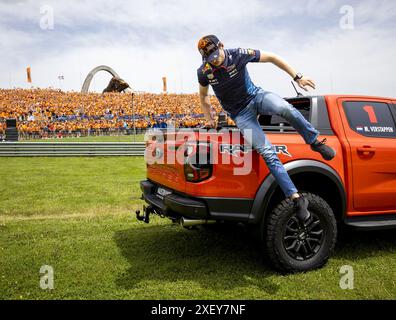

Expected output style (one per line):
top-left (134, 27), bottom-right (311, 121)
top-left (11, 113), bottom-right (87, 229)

top-left (0, 88), bottom-right (230, 140)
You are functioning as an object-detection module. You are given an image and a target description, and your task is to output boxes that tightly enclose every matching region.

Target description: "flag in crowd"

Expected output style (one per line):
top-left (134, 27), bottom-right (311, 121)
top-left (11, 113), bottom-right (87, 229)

top-left (162, 77), bottom-right (167, 93)
top-left (26, 67), bottom-right (32, 83)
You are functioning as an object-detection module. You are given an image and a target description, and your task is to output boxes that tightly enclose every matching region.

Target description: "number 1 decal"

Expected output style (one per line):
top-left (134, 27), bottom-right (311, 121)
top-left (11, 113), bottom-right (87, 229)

top-left (363, 105), bottom-right (378, 124)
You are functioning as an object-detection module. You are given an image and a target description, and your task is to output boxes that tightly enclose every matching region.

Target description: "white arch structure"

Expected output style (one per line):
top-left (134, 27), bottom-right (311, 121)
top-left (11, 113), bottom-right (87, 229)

top-left (81, 65), bottom-right (120, 93)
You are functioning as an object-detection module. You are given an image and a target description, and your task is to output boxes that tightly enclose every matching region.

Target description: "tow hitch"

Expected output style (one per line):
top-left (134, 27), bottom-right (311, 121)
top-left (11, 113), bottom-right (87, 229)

top-left (135, 205), bottom-right (156, 223)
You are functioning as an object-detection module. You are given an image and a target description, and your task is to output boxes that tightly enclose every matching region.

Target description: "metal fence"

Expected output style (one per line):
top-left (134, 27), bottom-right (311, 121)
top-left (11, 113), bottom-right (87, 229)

top-left (15, 128), bottom-right (149, 141)
top-left (0, 142), bottom-right (146, 157)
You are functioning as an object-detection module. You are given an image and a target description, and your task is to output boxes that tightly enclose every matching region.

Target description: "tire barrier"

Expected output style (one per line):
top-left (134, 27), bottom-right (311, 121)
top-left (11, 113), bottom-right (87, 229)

top-left (0, 142), bottom-right (145, 157)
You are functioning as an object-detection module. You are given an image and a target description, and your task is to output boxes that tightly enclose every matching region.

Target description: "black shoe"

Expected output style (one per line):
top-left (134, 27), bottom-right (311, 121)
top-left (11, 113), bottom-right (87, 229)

top-left (310, 138), bottom-right (336, 161)
top-left (293, 195), bottom-right (311, 222)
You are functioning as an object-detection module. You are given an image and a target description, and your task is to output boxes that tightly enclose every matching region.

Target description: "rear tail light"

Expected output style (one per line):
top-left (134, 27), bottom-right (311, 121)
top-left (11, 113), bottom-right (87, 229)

top-left (184, 142), bottom-right (213, 182)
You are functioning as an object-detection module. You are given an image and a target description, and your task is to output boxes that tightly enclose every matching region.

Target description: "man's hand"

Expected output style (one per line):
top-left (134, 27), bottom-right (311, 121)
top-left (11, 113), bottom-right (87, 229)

top-left (296, 77), bottom-right (316, 91)
top-left (203, 119), bottom-right (217, 129)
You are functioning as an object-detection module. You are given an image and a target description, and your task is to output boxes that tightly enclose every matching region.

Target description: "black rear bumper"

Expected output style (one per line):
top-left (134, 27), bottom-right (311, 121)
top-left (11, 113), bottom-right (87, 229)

top-left (140, 180), bottom-right (208, 219)
top-left (140, 180), bottom-right (254, 221)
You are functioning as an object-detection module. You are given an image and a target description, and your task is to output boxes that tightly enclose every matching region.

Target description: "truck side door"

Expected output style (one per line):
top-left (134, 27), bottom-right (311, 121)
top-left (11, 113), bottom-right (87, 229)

top-left (338, 98), bottom-right (396, 213)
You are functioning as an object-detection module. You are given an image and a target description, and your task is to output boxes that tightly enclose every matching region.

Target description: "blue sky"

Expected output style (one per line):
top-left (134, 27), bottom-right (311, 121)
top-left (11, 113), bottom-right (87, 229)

top-left (1, 0), bottom-right (395, 97)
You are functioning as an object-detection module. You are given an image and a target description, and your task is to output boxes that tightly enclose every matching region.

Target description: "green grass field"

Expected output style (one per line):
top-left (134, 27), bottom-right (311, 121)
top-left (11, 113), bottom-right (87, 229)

top-left (0, 157), bottom-right (395, 300)
top-left (23, 134), bottom-right (145, 143)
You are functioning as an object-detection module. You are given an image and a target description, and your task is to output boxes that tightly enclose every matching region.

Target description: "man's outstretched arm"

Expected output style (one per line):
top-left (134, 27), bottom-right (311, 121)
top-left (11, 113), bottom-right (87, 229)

top-left (258, 51), bottom-right (316, 91)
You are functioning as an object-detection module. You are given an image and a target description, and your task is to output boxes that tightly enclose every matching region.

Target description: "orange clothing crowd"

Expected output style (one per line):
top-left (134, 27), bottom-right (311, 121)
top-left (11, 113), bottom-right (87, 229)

top-left (0, 88), bottom-right (226, 139)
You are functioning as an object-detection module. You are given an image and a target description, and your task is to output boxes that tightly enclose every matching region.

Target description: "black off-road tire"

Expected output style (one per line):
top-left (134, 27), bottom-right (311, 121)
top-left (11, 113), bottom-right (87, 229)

top-left (264, 192), bottom-right (337, 273)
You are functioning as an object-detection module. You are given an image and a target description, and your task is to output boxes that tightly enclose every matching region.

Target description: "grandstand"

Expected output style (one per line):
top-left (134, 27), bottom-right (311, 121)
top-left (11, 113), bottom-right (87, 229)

top-left (0, 88), bottom-right (229, 140)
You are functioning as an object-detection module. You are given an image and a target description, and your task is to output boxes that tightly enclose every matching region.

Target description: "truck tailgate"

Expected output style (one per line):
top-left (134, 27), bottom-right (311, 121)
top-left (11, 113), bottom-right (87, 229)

top-left (146, 130), bottom-right (189, 193)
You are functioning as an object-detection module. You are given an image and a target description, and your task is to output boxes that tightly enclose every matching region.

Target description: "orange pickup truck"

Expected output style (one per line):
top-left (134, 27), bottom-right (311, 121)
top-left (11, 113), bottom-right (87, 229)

top-left (137, 95), bottom-right (396, 273)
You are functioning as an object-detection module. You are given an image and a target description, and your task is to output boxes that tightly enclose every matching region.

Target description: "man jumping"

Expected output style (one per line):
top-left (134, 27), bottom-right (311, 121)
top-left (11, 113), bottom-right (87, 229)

top-left (197, 35), bottom-right (336, 222)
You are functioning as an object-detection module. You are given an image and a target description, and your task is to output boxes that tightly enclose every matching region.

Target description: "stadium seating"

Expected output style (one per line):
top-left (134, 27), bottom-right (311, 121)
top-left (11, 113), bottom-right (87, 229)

top-left (0, 88), bottom-right (226, 140)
